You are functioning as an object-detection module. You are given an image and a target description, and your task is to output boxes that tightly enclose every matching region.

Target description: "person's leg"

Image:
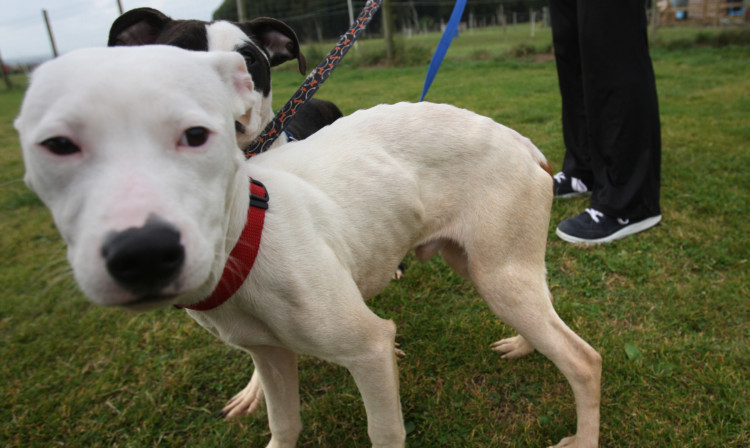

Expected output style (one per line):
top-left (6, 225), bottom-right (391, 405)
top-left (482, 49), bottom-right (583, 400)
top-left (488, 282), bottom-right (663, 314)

top-left (550, 0), bottom-right (594, 189)
top-left (556, 0), bottom-right (662, 244)
top-left (578, 0), bottom-right (661, 220)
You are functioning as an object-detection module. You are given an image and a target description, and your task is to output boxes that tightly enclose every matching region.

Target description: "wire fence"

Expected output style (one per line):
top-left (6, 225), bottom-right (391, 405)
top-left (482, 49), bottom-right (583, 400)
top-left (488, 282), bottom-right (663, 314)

top-left (0, 0), bottom-right (218, 65)
top-left (0, 0), bottom-right (549, 67)
top-left (1, 0), bottom-right (746, 70)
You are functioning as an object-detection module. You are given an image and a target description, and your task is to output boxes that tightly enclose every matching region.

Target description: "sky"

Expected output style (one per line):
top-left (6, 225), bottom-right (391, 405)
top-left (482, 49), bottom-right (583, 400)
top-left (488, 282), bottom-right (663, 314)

top-left (0, 0), bottom-right (223, 64)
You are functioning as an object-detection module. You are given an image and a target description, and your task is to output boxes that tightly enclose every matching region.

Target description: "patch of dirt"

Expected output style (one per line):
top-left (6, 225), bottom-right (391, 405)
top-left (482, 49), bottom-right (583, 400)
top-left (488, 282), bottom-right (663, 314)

top-left (534, 53), bottom-right (556, 63)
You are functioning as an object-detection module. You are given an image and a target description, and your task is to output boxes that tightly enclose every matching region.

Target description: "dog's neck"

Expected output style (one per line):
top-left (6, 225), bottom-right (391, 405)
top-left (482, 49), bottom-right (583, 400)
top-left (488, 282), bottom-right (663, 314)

top-left (177, 178), bottom-right (268, 311)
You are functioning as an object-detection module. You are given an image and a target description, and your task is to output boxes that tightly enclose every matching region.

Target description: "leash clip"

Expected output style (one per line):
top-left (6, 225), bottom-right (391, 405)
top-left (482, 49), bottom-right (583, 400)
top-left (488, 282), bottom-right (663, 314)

top-left (249, 178), bottom-right (269, 210)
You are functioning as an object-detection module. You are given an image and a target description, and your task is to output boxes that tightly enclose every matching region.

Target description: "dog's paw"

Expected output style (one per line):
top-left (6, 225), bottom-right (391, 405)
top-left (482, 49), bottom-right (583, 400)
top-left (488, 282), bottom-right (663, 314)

top-left (394, 342), bottom-right (406, 358)
top-left (549, 435), bottom-right (582, 448)
top-left (490, 335), bottom-right (535, 359)
top-left (392, 263), bottom-right (407, 280)
top-left (221, 373), bottom-right (265, 419)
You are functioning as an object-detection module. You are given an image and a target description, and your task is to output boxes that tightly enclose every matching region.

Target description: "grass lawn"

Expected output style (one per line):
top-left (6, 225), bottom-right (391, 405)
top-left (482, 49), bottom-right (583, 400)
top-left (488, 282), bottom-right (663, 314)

top-left (1, 25), bottom-right (748, 447)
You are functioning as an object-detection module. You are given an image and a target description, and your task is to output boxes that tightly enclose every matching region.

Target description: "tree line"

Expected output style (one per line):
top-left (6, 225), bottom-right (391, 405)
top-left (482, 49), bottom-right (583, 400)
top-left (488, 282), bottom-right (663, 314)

top-left (213, 0), bottom-right (548, 42)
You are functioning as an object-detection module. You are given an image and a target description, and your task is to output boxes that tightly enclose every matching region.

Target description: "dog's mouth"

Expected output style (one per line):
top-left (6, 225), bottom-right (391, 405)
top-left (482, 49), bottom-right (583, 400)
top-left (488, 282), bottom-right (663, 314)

top-left (119, 294), bottom-right (178, 312)
top-left (235, 121), bottom-right (247, 135)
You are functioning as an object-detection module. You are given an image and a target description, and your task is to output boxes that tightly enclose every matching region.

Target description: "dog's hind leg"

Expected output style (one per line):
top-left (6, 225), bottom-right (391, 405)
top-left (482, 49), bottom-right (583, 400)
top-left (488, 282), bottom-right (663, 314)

top-left (489, 291), bottom-right (555, 359)
top-left (489, 334), bottom-right (536, 358)
top-left (221, 370), bottom-right (265, 418)
top-left (472, 264), bottom-right (601, 448)
top-left (247, 346), bottom-right (301, 448)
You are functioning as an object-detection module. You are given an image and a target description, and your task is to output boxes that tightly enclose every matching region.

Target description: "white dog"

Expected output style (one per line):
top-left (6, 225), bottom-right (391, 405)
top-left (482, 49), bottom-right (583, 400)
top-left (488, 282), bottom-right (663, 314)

top-left (15, 46), bottom-right (601, 448)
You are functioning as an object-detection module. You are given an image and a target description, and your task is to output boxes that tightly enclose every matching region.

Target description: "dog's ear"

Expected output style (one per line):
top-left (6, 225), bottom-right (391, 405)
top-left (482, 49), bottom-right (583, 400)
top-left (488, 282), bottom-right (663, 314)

top-left (210, 52), bottom-right (256, 118)
top-left (243, 18), bottom-right (307, 75)
top-left (108, 7), bottom-right (172, 46)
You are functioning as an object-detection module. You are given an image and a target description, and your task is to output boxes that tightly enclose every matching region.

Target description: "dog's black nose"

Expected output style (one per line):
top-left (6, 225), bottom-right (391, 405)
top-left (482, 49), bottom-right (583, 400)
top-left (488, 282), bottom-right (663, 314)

top-left (101, 216), bottom-right (185, 295)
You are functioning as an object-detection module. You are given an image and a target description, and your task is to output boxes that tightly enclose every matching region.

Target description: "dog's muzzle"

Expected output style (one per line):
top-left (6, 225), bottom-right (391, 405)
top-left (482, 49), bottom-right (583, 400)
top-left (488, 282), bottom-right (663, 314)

top-left (101, 214), bottom-right (185, 298)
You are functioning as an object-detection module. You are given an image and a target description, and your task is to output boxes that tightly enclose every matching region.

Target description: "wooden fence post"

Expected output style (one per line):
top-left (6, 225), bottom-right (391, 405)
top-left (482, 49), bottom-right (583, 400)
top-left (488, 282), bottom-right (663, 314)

top-left (0, 49), bottom-right (12, 90)
top-left (42, 9), bottom-right (58, 58)
top-left (650, 0), bottom-right (660, 40)
top-left (236, 0), bottom-right (245, 22)
top-left (383, 0), bottom-right (395, 62)
top-left (499, 5), bottom-right (507, 34)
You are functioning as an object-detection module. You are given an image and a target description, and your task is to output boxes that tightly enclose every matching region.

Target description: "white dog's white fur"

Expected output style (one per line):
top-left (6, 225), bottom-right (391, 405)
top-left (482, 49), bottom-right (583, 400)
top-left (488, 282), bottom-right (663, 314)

top-left (16, 46), bottom-right (601, 448)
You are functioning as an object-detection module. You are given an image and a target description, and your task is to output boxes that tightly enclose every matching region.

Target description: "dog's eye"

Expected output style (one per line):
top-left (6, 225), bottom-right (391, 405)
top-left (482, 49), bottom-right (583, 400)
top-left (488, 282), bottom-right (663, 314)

top-left (243, 53), bottom-right (256, 65)
top-left (40, 137), bottom-right (80, 156)
top-left (237, 47), bottom-right (256, 65)
top-left (180, 127), bottom-right (209, 147)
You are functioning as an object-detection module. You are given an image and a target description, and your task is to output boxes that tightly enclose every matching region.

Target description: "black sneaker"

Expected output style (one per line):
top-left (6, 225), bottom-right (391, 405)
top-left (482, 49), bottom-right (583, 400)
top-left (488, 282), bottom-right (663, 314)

top-left (553, 172), bottom-right (591, 198)
top-left (556, 208), bottom-right (662, 244)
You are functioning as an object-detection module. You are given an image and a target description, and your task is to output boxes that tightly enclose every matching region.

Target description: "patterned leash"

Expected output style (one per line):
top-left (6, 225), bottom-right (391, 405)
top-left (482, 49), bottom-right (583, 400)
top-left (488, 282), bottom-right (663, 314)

top-left (244, 0), bottom-right (382, 158)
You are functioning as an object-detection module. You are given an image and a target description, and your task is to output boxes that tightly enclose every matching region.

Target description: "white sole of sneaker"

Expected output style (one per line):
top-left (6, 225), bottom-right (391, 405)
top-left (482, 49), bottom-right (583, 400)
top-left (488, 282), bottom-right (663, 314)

top-left (556, 215), bottom-right (662, 244)
top-left (555, 191), bottom-right (592, 199)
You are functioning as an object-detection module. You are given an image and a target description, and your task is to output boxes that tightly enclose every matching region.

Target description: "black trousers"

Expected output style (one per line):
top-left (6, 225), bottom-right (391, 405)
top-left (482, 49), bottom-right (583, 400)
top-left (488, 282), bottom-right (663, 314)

top-left (550, 0), bottom-right (662, 219)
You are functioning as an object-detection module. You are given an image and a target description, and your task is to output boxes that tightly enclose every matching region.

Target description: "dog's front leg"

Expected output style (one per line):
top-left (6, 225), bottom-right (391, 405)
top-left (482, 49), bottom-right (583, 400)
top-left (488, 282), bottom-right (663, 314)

top-left (248, 346), bottom-right (301, 448)
top-left (335, 316), bottom-right (406, 448)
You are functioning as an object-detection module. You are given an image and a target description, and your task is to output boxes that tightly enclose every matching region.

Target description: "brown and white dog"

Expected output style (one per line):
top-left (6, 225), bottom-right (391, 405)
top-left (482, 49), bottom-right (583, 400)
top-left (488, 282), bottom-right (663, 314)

top-left (108, 7), bottom-right (343, 149)
top-left (16, 46), bottom-right (601, 448)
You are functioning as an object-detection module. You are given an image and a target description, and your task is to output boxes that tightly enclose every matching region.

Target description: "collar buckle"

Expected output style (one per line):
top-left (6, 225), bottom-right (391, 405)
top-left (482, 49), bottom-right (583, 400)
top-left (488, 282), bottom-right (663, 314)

top-left (249, 178), bottom-right (269, 210)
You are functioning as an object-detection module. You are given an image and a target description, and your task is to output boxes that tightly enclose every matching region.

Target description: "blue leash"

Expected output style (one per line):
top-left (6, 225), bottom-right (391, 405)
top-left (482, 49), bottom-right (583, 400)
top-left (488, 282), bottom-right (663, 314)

top-left (419, 0), bottom-right (467, 102)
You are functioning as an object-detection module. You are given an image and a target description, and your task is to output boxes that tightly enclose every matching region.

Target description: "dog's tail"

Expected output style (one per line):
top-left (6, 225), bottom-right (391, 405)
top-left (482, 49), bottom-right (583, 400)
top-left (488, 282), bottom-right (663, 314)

top-left (511, 129), bottom-right (553, 179)
top-left (534, 154), bottom-right (554, 194)
top-left (538, 159), bottom-right (553, 178)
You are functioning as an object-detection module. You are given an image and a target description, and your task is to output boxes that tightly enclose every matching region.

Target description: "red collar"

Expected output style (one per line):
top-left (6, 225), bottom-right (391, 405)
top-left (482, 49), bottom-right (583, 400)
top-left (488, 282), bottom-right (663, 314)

top-left (176, 178), bottom-right (268, 311)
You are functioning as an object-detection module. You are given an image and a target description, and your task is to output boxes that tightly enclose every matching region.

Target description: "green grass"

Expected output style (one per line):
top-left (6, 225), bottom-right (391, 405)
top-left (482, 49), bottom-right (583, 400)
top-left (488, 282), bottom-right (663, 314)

top-left (1, 25), bottom-right (749, 447)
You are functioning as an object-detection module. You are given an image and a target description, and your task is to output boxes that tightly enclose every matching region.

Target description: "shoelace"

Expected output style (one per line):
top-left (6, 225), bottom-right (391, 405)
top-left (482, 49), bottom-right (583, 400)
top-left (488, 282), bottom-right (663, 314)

top-left (585, 208), bottom-right (605, 223)
top-left (585, 208), bottom-right (630, 226)
top-left (554, 172), bottom-right (588, 193)
top-left (571, 177), bottom-right (588, 193)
